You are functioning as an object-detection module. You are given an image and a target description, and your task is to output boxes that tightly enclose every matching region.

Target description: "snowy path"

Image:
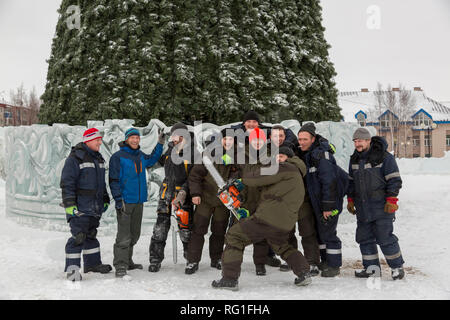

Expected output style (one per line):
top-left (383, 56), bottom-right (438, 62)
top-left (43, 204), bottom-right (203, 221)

top-left (1, 174), bottom-right (450, 300)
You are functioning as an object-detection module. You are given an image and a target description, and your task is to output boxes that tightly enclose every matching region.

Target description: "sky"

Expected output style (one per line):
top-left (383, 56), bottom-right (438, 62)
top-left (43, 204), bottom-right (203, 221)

top-left (0, 0), bottom-right (449, 104)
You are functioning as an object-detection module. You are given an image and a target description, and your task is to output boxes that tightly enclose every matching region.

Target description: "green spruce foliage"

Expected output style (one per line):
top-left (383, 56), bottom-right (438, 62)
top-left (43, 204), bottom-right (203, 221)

top-left (40, 0), bottom-right (341, 126)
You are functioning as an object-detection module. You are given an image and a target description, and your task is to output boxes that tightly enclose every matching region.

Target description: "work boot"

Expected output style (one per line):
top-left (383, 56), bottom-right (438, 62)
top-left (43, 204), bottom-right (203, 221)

top-left (279, 263), bottom-right (291, 272)
top-left (391, 267), bottom-right (405, 280)
top-left (321, 264), bottom-right (340, 277)
top-left (84, 264), bottom-right (112, 274)
top-left (66, 269), bottom-right (82, 282)
top-left (210, 260), bottom-right (222, 270)
top-left (266, 255), bottom-right (281, 267)
top-left (115, 267), bottom-right (127, 278)
top-left (211, 277), bottom-right (239, 291)
top-left (294, 271), bottom-right (312, 287)
top-left (318, 261), bottom-right (327, 271)
top-left (128, 262), bottom-right (143, 270)
top-left (148, 263), bottom-right (161, 273)
top-left (185, 262), bottom-right (199, 275)
top-left (355, 267), bottom-right (381, 278)
top-left (310, 264), bottom-right (320, 277)
top-left (255, 264), bottom-right (266, 276)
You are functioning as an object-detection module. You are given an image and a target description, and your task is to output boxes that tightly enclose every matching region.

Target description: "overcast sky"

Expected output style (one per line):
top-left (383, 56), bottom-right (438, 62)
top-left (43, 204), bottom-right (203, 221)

top-left (0, 0), bottom-right (449, 103)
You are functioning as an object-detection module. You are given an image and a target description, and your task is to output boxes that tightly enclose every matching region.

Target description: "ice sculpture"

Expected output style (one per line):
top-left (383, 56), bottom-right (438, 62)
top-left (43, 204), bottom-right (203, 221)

top-left (1, 120), bottom-right (371, 230)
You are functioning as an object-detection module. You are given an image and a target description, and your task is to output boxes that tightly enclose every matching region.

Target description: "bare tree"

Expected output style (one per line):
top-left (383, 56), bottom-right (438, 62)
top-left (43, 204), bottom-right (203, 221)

top-left (379, 84), bottom-right (399, 156)
top-left (9, 83), bottom-right (28, 107)
top-left (28, 87), bottom-right (41, 124)
top-left (397, 84), bottom-right (416, 157)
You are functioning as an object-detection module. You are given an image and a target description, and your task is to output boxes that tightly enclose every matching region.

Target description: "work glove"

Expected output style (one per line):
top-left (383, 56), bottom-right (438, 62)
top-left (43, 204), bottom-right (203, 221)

top-left (173, 190), bottom-right (187, 207)
top-left (384, 197), bottom-right (399, 213)
top-left (115, 199), bottom-right (123, 210)
top-left (321, 209), bottom-right (339, 224)
top-left (236, 208), bottom-right (250, 220)
top-left (65, 206), bottom-right (78, 216)
top-left (231, 178), bottom-right (244, 192)
top-left (157, 128), bottom-right (166, 145)
top-left (103, 203), bottom-right (109, 213)
top-left (347, 197), bottom-right (356, 215)
top-left (222, 154), bottom-right (232, 165)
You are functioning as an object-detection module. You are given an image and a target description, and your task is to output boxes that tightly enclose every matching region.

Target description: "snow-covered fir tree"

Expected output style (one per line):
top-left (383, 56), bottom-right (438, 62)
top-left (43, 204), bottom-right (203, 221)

top-left (39, 0), bottom-right (341, 126)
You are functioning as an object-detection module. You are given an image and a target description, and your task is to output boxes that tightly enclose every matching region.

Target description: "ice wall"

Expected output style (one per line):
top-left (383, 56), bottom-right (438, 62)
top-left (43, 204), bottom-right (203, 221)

top-left (2, 120), bottom-right (368, 231)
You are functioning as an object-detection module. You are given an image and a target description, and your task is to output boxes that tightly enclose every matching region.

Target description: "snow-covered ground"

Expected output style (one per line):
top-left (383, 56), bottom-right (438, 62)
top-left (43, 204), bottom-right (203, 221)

top-left (1, 167), bottom-right (450, 300)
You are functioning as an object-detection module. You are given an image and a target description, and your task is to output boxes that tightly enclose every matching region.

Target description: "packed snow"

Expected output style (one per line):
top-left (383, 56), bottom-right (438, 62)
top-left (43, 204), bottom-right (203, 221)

top-left (1, 157), bottom-right (450, 300)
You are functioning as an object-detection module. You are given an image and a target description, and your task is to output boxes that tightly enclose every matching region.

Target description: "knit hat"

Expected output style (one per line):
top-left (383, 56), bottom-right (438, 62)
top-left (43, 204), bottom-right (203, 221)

top-left (249, 127), bottom-right (267, 142)
top-left (278, 146), bottom-right (294, 158)
top-left (220, 127), bottom-right (234, 138)
top-left (352, 128), bottom-right (371, 141)
top-left (170, 122), bottom-right (189, 135)
top-left (298, 122), bottom-right (316, 137)
top-left (242, 110), bottom-right (260, 124)
top-left (271, 124), bottom-right (286, 132)
top-left (124, 127), bottom-right (140, 140)
top-left (83, 128), bottom-right (102, 143)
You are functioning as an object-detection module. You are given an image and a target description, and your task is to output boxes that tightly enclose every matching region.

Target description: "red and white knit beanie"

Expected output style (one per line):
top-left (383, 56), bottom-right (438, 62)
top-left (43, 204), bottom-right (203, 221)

top-left (83, 128), bottom-right (102, 143)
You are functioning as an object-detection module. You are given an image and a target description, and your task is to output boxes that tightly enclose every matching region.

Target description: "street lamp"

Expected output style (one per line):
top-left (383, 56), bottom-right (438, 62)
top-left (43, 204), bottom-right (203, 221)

top-left (420, 122), bottom-right (438, 157)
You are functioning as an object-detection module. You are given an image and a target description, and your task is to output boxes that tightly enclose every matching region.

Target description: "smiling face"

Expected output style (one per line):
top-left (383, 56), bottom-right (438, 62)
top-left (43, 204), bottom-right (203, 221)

top-left (354, 139), bottom-right (371, 153)
top-left (244, 120), bottom-right (259, 131)
top-left (298, 131), bottom-right (315, 152)
top-left (85, 138), bottom-right (102, 152)
top-left (126, 135), bottom-right (140, 150)
top-left (222, 136), bottom-right (234, 150)
top-left (271, 129), bottom-right (286, 147)
top-left (276, 153), bottom-right (288, 163)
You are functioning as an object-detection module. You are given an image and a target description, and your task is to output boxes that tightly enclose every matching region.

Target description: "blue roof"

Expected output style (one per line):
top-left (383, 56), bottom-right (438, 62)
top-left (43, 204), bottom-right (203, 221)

top-left (411, 108), bottom-right (433, 120)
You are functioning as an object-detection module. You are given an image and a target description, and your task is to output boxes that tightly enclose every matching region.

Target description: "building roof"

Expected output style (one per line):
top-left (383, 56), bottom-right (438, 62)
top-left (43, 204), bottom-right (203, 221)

top-left (338, 89), bottom-right (450, 123)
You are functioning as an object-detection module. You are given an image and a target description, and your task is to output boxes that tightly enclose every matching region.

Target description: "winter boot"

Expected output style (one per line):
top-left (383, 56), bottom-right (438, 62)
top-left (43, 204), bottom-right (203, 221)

top-left (318, 261), bottom-right (327, 271)
top-left (310, 264), bottom-right (320, 277)
top-left (255, 264), bottom-right (266, 276)
top-left (148, 263), bottom-right (161, 273)
top-left (185, 262), bottom-right (199, 275)
top-left (211, 260), bottom-right (222, 270)
top-left (66, 269), bottom-right (82, 282)
top-left (294, 271), bottom-right (312, 287)
top-left (321, 264), bottom-right (340, 277)
top-left (128, 262), bottom-right (143, 270)
top-left (266, 255), bottom-right (281, 267)
top-left (355, 267), bottom-right (381, 278)
top-left (391, 267), bottom-right (405, 280)
top-left (211, 277), bottom-right (239, 291)
top-left (279, 263), bottom-right (291, 272)
top-left (84, 264), bottom-right (112, 274)
top-left (115, 267), bottom-right (127, 278)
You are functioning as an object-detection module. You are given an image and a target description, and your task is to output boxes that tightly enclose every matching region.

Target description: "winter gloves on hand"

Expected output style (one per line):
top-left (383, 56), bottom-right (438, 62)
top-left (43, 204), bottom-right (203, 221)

top-left (347, 198), bottom-right (356, 215)
top-left (384, 197), bottom-right (399, 213)
top-left (157, 128), bottom-right (166, 145)
top-left (65, 206), bottom-right (78, 216)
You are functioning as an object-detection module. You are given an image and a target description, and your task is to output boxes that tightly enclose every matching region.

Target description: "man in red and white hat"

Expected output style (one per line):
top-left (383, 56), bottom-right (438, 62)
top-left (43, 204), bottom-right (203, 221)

top-left (60, 127), bottom-right (112, 281)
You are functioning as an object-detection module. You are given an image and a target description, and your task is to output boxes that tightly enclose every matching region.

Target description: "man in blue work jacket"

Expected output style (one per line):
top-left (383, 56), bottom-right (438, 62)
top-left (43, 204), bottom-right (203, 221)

top-left (109, 127), bottom-right (165, 278)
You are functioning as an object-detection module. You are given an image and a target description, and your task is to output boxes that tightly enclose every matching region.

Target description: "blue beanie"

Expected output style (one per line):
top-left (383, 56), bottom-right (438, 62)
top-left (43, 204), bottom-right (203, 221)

top-left (125, 128), bottom-right (140, 140)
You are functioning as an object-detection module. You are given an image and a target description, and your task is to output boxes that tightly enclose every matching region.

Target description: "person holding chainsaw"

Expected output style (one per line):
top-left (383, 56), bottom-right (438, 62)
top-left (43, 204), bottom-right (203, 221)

top-left (109, 127), bottom-right (165, 278)
top-left (185, 127), bottom-right (239, 274)
top-left (148, 122), bottom-right (196, 272)
top-left (212, 147), bottom-right (312, 291)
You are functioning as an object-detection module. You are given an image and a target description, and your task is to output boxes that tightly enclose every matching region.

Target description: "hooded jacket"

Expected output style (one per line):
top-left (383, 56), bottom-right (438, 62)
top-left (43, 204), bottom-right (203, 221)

top-left (60, 142), bottom-right (110, 217)
top-left (348, 136), bottom-right (402, 222)
top-left (109, 141), bottom-right (163, 205)
top-left (241, 156), bottom-right (307, 232)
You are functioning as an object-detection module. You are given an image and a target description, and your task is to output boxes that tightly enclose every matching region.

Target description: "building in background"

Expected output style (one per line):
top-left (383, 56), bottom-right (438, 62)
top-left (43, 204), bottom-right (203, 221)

top-left (339, 88), bottom-right (450, 158)
top-left (0, 100), bottom-right (32, 126)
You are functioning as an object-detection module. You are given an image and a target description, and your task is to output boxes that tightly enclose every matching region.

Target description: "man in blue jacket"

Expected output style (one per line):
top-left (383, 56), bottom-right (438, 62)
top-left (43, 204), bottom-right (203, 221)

top-left (61, 128), bottom-right (112, 281)
top-left (347, 128), bottom-right (405, 280)
top-left (297, 123), bottom-right (343, 277)
top-left (109, 127), bottom-right (165, 278)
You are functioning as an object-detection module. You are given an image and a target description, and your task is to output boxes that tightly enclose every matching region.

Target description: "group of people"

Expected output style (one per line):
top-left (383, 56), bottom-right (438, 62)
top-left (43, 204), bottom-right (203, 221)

top-left (60, 110), bottom-right (405, 290)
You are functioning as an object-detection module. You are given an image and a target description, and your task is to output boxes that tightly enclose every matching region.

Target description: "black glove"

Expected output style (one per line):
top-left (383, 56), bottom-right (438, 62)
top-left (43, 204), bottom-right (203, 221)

top-left (158, 128), bottom-right (166, 145)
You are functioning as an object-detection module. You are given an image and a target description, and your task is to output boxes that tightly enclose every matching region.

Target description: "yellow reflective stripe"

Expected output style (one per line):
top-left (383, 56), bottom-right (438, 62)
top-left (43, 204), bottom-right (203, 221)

top-left (184, 160), bottom-right (189, 175)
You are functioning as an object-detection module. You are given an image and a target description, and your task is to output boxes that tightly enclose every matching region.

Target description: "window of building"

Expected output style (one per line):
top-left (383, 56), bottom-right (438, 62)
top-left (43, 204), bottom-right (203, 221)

top-left (412, 136), bottom-right (420, 146)
top-left (446, 135), bottom-right (450, 147)
top-left (357, 113), bottom-right (366, 127)
top-left (424, 135), bottom-right (432, 147)
top-left (413, 154), bottom-right (420, 158)
top-left (413, 112), bottom-right (432, 127)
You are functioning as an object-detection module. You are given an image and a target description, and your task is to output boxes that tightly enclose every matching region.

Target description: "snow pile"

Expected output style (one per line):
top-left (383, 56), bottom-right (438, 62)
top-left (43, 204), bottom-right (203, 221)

top-left (397, 151), bottom-right (450, 175)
